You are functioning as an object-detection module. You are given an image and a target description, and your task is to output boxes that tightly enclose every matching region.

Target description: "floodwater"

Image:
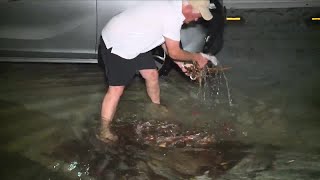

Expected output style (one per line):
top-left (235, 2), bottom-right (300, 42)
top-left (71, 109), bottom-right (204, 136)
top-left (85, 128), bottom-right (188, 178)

top-left (0, 8), bottom-right (320, 180)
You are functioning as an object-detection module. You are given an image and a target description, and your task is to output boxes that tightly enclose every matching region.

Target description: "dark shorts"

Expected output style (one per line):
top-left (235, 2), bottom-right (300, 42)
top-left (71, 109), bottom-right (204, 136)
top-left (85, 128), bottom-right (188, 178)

top-left (98, 37), bottom-right (156, 86)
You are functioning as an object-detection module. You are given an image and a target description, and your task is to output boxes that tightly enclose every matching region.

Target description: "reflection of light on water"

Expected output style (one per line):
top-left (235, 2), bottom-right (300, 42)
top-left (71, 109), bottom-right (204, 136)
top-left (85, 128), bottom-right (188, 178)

top-left (68, 161), bottom-right (78, 171)
top-left (53, 162), bottom-right (60, 169)
top-left (65, 161), bottom-right (90, 178)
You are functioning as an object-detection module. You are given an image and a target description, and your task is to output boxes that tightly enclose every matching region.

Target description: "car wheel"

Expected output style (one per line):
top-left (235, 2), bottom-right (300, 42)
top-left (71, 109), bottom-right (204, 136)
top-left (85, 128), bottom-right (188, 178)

top-left (152, 46), bottom-right (174, 76)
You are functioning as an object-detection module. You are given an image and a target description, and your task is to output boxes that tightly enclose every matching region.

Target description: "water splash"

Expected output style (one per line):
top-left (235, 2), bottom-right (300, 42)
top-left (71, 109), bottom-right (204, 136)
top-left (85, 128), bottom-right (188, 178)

top-left (220, 65), bottom-right (233, 107)
top-left (196, 64), bottom-right (233, 108)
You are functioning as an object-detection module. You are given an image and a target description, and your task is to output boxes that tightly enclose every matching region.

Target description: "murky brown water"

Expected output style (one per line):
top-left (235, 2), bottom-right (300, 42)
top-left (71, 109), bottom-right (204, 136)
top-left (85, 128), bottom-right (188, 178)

top-left (48, 118), bottom-right (248, 179)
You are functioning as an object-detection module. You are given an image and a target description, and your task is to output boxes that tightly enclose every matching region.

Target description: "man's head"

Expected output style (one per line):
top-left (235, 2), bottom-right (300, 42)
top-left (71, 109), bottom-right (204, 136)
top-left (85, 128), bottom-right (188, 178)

top-left (182, 0), bottom-right (213, 23)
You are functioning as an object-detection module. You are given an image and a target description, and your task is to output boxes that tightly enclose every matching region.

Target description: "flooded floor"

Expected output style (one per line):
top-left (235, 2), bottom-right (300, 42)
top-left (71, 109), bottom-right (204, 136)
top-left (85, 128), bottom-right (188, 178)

top-left (1, 7), bottom-right (320, 180)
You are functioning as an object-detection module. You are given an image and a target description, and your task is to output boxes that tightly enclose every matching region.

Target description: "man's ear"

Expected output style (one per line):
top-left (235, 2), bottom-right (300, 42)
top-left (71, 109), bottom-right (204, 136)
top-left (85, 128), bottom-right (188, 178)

top-left (182, 4), bottom-right (193, 15)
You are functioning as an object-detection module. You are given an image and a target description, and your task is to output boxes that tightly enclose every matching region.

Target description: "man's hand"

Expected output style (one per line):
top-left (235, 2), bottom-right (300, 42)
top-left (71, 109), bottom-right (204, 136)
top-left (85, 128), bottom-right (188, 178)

top-left (194, 53), bottom-right (208, 69)
top-left (175, 61), bottom-right (189, 74)
top-left (163, 37), bottom-right (208, 68)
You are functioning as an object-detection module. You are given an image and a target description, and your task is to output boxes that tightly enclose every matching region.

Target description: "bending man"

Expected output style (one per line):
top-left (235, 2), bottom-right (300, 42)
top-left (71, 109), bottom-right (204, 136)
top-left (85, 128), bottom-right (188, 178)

top-left (98, 0), bottom-right (213, 142)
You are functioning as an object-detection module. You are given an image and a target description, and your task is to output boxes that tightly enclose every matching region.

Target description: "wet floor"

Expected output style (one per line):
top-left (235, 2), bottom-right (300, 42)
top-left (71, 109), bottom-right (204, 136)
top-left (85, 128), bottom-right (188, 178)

top-left (1, 7), bottom-right (320, 180)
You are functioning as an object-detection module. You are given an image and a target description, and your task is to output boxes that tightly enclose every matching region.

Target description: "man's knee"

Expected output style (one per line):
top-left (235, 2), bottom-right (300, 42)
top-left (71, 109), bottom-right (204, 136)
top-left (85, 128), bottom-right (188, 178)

top-left (107, 86), bottom-right (125, 97)
top-left (140, 69), bottom-right (159, 81)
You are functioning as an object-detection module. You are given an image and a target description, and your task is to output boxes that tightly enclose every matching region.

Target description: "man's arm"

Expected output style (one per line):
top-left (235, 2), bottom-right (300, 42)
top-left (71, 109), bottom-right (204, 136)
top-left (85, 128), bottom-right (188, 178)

top-left (164, 37), bottom-right (208, 68)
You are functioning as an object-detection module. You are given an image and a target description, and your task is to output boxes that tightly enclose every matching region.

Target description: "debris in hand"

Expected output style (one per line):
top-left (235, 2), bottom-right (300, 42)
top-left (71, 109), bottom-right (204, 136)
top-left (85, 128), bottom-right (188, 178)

top-left (184, 61), bottom-right (231, 86)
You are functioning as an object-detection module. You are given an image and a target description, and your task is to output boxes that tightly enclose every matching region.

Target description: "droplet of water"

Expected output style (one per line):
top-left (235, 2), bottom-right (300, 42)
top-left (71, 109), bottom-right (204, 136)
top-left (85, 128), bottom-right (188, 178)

top-left (53, 162), bottom-right (60, 169)
top-left (68, 161), bottom-right (78, 171)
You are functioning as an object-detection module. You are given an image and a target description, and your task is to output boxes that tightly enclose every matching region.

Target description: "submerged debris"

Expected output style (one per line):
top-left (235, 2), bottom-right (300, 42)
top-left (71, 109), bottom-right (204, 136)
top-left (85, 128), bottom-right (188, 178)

top-left (48, 119), bottom-right (246, 179)
top-left (135, 120), bottom-right (216, 148)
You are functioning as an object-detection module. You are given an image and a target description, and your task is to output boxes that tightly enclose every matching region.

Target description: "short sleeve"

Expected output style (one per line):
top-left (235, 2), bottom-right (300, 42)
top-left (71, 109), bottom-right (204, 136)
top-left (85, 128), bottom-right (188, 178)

top-left (163, 16), bottom-right (183, 41)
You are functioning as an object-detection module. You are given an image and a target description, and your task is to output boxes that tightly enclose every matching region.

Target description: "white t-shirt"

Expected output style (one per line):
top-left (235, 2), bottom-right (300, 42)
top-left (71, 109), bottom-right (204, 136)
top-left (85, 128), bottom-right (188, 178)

top-left (101, 0), bottom-right (185, 59)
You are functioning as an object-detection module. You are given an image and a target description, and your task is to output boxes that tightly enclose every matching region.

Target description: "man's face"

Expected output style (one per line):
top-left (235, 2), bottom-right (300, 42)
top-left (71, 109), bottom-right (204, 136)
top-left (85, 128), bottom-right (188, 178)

top-left (182, 4), bottom-right (202, 24)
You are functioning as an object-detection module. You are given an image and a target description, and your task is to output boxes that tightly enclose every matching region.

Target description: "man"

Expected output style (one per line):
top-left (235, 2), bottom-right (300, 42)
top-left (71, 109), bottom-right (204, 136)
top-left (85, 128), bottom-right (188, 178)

top-left (98, 0), bottom-right (213, 142)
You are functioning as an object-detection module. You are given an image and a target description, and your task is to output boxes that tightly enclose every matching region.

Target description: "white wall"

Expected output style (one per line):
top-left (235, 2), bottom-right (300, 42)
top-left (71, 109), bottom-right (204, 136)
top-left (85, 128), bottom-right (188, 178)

top-left (224, 0), bottom-right (320, 9)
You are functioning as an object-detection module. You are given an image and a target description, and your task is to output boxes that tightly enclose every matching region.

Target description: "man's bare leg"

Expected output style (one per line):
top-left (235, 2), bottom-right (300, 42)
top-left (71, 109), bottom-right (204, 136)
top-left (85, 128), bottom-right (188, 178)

top-left (139, 69), bottom-right (169, 118)
top-left (139, 69), bottom-right (160, 104)
top-left (100, 85), bottom-right (125, 142)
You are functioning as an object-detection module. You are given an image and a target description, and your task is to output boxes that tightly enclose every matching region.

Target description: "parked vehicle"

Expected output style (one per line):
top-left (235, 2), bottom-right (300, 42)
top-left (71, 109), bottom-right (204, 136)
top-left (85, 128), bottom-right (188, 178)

top-left (0, 0), bottom-right (225, 75)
